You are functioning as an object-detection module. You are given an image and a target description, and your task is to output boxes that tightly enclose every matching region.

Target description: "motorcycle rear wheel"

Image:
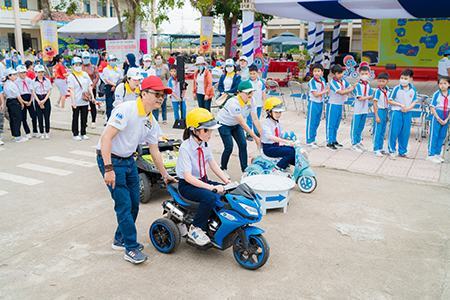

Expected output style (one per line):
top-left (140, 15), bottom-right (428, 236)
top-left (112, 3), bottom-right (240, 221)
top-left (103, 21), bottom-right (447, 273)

top-left (149, 218), bottom-right (180, 253)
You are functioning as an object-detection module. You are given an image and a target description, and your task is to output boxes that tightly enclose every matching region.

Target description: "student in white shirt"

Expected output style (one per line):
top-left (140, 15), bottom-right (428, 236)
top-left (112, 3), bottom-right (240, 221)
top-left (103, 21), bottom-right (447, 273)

top-left (438, 49), bottom-right (450, 78)
top-left (427, 76), bottom-right (449, 163)
top-left (97, 75), bottom-right (176, 265)
top-left (3, 68), bottom-right (27, 142)
top-left (372, 72), bottom-right (390, 156)
top-left (113, 67), bottom-right (142, 107)
top-left (101, 54), bottom-right (122, 120)
top-left (261, 97), bottom-right (296, 170)
top-left (33, 65), bottom-right (52, 139)
top-left (216, 80), bottom-right (261, 173)
top-left (0, 83), bottom-right (5, 145)
top-left (141, 54), bottom-right (155, 78)
top-left (246, 64), bottom-right (266, 139)
top-left (176, 108), bottom-right (230, 246)
top-left (306, 63), bottom-right (328, 148)
top-left (68, 57), bottom-right (94, 141)
top-left (388, 69), bottom-right (418, 158)
top-left (16, 65), bottom-right (38, 138)
top-left (351, 66), bottom-right (374, 152)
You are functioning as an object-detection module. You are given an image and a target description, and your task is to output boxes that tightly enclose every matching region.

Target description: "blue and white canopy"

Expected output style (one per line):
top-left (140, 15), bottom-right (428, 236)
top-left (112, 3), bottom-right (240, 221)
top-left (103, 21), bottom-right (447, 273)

top-left (254, 0), bottom-right (449, 21)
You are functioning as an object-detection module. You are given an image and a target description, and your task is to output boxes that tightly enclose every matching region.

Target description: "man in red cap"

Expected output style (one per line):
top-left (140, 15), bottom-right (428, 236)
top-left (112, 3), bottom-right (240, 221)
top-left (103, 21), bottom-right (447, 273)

top-left (96, 75), bottom-right (176, 265)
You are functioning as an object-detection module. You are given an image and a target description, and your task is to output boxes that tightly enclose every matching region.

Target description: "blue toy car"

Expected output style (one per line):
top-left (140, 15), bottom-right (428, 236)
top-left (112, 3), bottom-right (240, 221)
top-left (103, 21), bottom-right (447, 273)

top-left (149, 182), bottom-right (270, 270)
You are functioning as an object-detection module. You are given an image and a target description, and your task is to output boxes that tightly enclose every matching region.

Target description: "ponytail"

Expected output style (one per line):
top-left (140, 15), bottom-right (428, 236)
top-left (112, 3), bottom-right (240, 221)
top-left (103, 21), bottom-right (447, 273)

top-left (182, 128), bottom-right (191, 140)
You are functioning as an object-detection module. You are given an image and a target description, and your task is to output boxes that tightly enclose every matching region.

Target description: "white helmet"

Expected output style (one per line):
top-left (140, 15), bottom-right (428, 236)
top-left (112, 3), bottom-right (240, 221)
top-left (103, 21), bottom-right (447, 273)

top-left (16, 65), bottom-right (27, 73)
top-left (143, 54), bottom-right (152, 62)
top-left (225, 58), bottom-right (235, 66)
top-left (34, 65), bottom-right (45, 73)
top-left (126, 67), bottom-right (143, 81)
top-left (5, 68), bottom-right (18, 77)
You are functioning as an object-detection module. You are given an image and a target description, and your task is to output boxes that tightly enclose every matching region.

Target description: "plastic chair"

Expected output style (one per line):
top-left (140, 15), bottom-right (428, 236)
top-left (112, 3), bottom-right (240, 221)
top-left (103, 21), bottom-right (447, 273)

top-left (266, 79), bottom-right (286, 107)
top-left (287, 80), bottom-right (307, 115)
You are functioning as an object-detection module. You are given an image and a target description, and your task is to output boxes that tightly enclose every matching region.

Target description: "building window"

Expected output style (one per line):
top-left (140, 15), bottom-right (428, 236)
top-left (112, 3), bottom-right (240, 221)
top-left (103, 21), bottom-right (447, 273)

top-left (110, 5), bottom-right (114, 17)
top-left (5, 0), bottom-right (12, 7)
top-left (97, 1), bottom-right (106, 16)
top-left (84, 0), bottom-right (91, 14)
top-left (4, 0), bottom-right (28, 8)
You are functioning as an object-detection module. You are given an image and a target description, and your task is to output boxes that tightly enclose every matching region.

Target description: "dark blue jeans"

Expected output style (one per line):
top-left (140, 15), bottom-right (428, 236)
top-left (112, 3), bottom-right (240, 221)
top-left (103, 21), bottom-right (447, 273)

top-left (197, 93), bottom-right (211, 111)
top-left (218, 124), bottom-right (248, 172)
top-left (97, 155), bottom-right (140, 251)
top-left (262, 143), bottom-right (295, 169)
top-left (178, 179), bottom-right (221, 230)
top-left (152, 95), bottom-right (167, 121)
top-left (105, 84), bottom-right (114, 121)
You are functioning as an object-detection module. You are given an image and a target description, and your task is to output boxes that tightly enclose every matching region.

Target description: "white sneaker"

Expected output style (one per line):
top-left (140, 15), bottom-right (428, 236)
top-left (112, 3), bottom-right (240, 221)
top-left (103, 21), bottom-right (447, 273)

top-left (187, 225), bottom-right (210, 246)
top-left (427, 156), bottom-right (442, 164)
top-left (26, 133), bottom-right (32, 139)
top-left (40, 134), bottom-right (45, 139)
top-left (352, 145), bottom-right (363, 153)
top-left (73, 135), bottom-right (82, 141)
top-left (0, 139), bottom-right (4, 146)
top-left (357, 143), bottom-right (366, 151)
top-left (307, 142), bottom-right (319, 149)
top-left (14, 136), bottom-right (28, 143)
top-left (437, 156), bottom-right (445, 163)
top-left (221, 169), bottom-right (231, 180)
top-left (81, 135), bottom-right (90, 140)
top-left (32, 133), bottom-right (40, 138)
top-left (374, 150), bottom-right (383, 157)
top-left (44, 133), bottom-right (50, 140)
top-left (91, 122), bottom-right (96, 129)
top-left (389, 153), bottom-right (397, 160)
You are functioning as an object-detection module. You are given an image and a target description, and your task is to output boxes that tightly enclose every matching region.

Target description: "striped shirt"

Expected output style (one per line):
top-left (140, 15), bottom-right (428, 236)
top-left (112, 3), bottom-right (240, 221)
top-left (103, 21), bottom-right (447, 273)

top-left (329, 78), bottom-right (350, 105)
top-left (389, 84), bottom-right (417, 111)
top-left (353, 81), bottom-right (374, 114)
top-left (308, 77), bottom-right (327, 103)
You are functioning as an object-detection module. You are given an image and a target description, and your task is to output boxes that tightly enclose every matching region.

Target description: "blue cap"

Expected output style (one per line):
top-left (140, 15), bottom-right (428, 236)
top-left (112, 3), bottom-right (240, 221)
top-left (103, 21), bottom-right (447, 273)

top-left (216, 61), bottom-right (222, 67)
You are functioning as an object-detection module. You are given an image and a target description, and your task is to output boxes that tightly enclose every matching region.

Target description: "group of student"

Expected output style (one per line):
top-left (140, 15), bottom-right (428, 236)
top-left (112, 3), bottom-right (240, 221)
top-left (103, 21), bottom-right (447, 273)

top-left (305, 63), bottom-right (449, 163)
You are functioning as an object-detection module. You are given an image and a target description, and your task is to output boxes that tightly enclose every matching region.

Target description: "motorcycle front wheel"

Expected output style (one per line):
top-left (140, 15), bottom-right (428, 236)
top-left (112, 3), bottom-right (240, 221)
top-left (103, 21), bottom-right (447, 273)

top-left (233, 234), bottom-right (270, 270)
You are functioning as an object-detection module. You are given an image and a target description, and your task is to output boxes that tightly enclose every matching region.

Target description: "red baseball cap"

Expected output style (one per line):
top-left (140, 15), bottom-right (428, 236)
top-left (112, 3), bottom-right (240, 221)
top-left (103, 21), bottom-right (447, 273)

top-left (141, 75), bottom-right (172, 94)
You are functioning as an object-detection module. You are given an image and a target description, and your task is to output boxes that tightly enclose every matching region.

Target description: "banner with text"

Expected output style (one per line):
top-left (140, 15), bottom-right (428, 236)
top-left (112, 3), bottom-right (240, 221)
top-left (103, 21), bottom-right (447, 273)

top-left (105, 39), bottom-right (138, 64)
top-left (253, 21), bottom-right (264, 70)
top-left (40, 20), bottom-right (58, 62)
top-left (361, 19), bottom-right (380, 64)
top-left (200, 16), bottom-right (214, 54)
top-left (230, 23), bottom-right (239, 58)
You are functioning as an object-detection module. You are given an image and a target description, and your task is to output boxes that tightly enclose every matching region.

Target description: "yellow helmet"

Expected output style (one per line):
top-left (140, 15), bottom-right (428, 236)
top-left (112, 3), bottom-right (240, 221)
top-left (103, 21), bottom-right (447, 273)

top-left (264, 97), bottom-right (285, 112)
top-left (186, 108), bottom-right (221, 129)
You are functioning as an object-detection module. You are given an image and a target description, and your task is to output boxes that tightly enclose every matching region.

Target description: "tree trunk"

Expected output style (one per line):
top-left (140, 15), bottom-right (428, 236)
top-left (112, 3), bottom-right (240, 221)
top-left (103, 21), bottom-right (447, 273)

top-left (112, 0), bottom-right (124, 39)
top-left (223, 15), bottom-right (237, 59)
top-left (125, 0), bottom-right (138, 39)
top-left (39, 0), bottom-right (52, 20)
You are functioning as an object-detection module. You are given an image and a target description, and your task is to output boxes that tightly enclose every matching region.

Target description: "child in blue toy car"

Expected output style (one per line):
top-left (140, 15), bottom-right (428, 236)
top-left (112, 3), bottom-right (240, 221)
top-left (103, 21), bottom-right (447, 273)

top-left (261, 97), bottom-right (296, 170)
top-left (176, 108), bottom-right (231, 246)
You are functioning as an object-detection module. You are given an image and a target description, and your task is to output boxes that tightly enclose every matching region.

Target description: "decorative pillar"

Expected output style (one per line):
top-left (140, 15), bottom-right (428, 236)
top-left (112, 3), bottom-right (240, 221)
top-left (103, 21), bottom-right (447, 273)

top-left (12, 0), bottom-right (24, 60)
top-left (331, 22), bottom-right (341, 66)
top-left (347, 21), bottom-right (353, 52)
top-left (240, 0), bottom-right (255, 64)
top-left (306, 22), bottom-right (316, 67)
top-left (314, 22), bottom-right (324, 64)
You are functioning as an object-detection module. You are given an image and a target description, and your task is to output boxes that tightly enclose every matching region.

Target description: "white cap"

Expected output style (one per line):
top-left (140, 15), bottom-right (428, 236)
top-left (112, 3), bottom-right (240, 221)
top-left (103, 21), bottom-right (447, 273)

top-left (81, 51), bottom-right (90, 59)
top-left (108, 54), bottom-right (117, 61)
top-left (195, 56), bottom-right (206, 65)
top-left (225, 58), bottom-right (235, 66)
top-left (127, 67), bottom-right (143, 80)
top-left (143, 54), bottom-right (152, 61)
top-left (239, 56), bottom-right (248, 62)
top-left (16, 65), bottom-right (27, 73)
top-left (34, 65), bottom-right (45, 72)
top-left (72, 56), bottom-right (82, 64)
top-left (5, 68), bottom-right (18, 77)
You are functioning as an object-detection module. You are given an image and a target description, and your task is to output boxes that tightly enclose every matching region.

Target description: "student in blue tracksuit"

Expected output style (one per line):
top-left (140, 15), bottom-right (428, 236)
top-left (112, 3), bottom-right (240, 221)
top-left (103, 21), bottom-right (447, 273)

top-left (372, 72), bottom-right (390, 156)
top-left (427, 76), bottom-right (449, 163)
top-left (261, 97), bottom-right (296, 170)
top-left (351, 65), bottom-right (374, 152)
top-left (306, 63), bottom-right (328, 148)
top-left (246, 64), bottom-right (266, 140)
top-left (326, 64), bottom-right (355, 150)
top-left (177, 108), bottom-right (230, 246)
top-left (388, 69), bottom-right (418, 158)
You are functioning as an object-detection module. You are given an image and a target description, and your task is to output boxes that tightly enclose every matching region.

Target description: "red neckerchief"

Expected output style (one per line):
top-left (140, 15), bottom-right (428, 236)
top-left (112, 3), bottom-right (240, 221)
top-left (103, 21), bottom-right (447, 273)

top-left (197, 146), bottom-right (207, 182)
top-left (360, 80), bottom-right (368, 96)
top-left (37, 78), bottom-right (46, 94)
top-left (314, 77), bottom-right (324, 91)
top-left (378, 86), bottom-right (388, 108)
top-left (22, 79), bottom-right (29, 93)
top-left (442, 91), bottom-right (449, 119)
top-left (333, 77), bottom-right (344, 90)
top-left (274, 126), bottom-right (279, 137)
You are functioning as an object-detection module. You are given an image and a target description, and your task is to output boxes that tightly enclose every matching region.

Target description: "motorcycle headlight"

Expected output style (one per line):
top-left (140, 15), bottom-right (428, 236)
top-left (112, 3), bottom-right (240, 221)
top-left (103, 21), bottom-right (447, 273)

top-left (239, 203), bottom-right (259, 216)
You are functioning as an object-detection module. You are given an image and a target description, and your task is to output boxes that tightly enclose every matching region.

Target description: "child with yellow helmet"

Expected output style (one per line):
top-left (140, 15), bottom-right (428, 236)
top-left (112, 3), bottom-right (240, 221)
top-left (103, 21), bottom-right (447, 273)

top-left (176, 108), bottom-right (231, 246)
top-left (261, 97), bottom-right (296, 170)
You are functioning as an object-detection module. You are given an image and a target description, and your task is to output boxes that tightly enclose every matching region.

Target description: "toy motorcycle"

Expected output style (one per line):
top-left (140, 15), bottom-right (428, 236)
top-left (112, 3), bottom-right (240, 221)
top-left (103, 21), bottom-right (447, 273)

top-left (149, 182), bottom-right (270, 270)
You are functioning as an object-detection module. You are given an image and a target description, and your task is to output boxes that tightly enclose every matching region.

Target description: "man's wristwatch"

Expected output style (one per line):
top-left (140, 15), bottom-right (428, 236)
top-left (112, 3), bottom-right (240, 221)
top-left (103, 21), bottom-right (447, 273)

top-left (104, 164), bottom-right (114, 172)
top-left (212, 188), bottom-right (218, 193)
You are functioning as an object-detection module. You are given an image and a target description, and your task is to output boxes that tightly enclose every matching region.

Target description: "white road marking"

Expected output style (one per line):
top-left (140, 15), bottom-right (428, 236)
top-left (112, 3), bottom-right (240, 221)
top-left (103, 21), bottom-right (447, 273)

top-left (17, 163), bottom-right (72, 176)
top-left (0, 172), bottom-right (43, 186)
top-left (0, 190), bottom-right (8, 196)
top-left (44, 156), bottom-right (96, 168)
top-left (70, 150), bottom-right (97, 158)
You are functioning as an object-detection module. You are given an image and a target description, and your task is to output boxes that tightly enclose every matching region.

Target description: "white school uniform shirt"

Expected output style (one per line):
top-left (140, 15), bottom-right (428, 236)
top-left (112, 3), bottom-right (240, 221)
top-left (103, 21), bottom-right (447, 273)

top-left (101, 66), bottom-right (122, 85)
top-left (223, 75), bottom-right (234, 92)
top-left (142, 67), bottom-right (156, 78)
top-left (250, 77), bottom-right (266, 107)
top-left (16, 77), bottom-right (34, 95)
top-left (438, 57), bottom-right (450, 77)
top-left (176, 136), bottom-right (213, 180)
top-left (33, 77), bottom-right (52, 95)
top-left (97, 99), bottom-right (161, 158)
top-left (328, 78), bottom-right (351, 105)
top-left (389, 84), bottom-right (417, 111)
top-left (3, 80), bottom-right (21, 99)
top-left (353, 80), bottom-right (374, 115)
top-left (308, 77), bottom-right (327, 103)
top-left (196, 72), bottom-right (205, 95)
top-left (430, 90), bottom-right (449, 112)
top-left (373, 86), bottom-right (390, 110)
top-left (216, 96), bottom-right (256, 126)
top-left (113, 82), bottom-right (140, 107)
top-left (261, 117), bottom-right (282, 144)
top-left (67, 72), bottom-right (92, 107)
